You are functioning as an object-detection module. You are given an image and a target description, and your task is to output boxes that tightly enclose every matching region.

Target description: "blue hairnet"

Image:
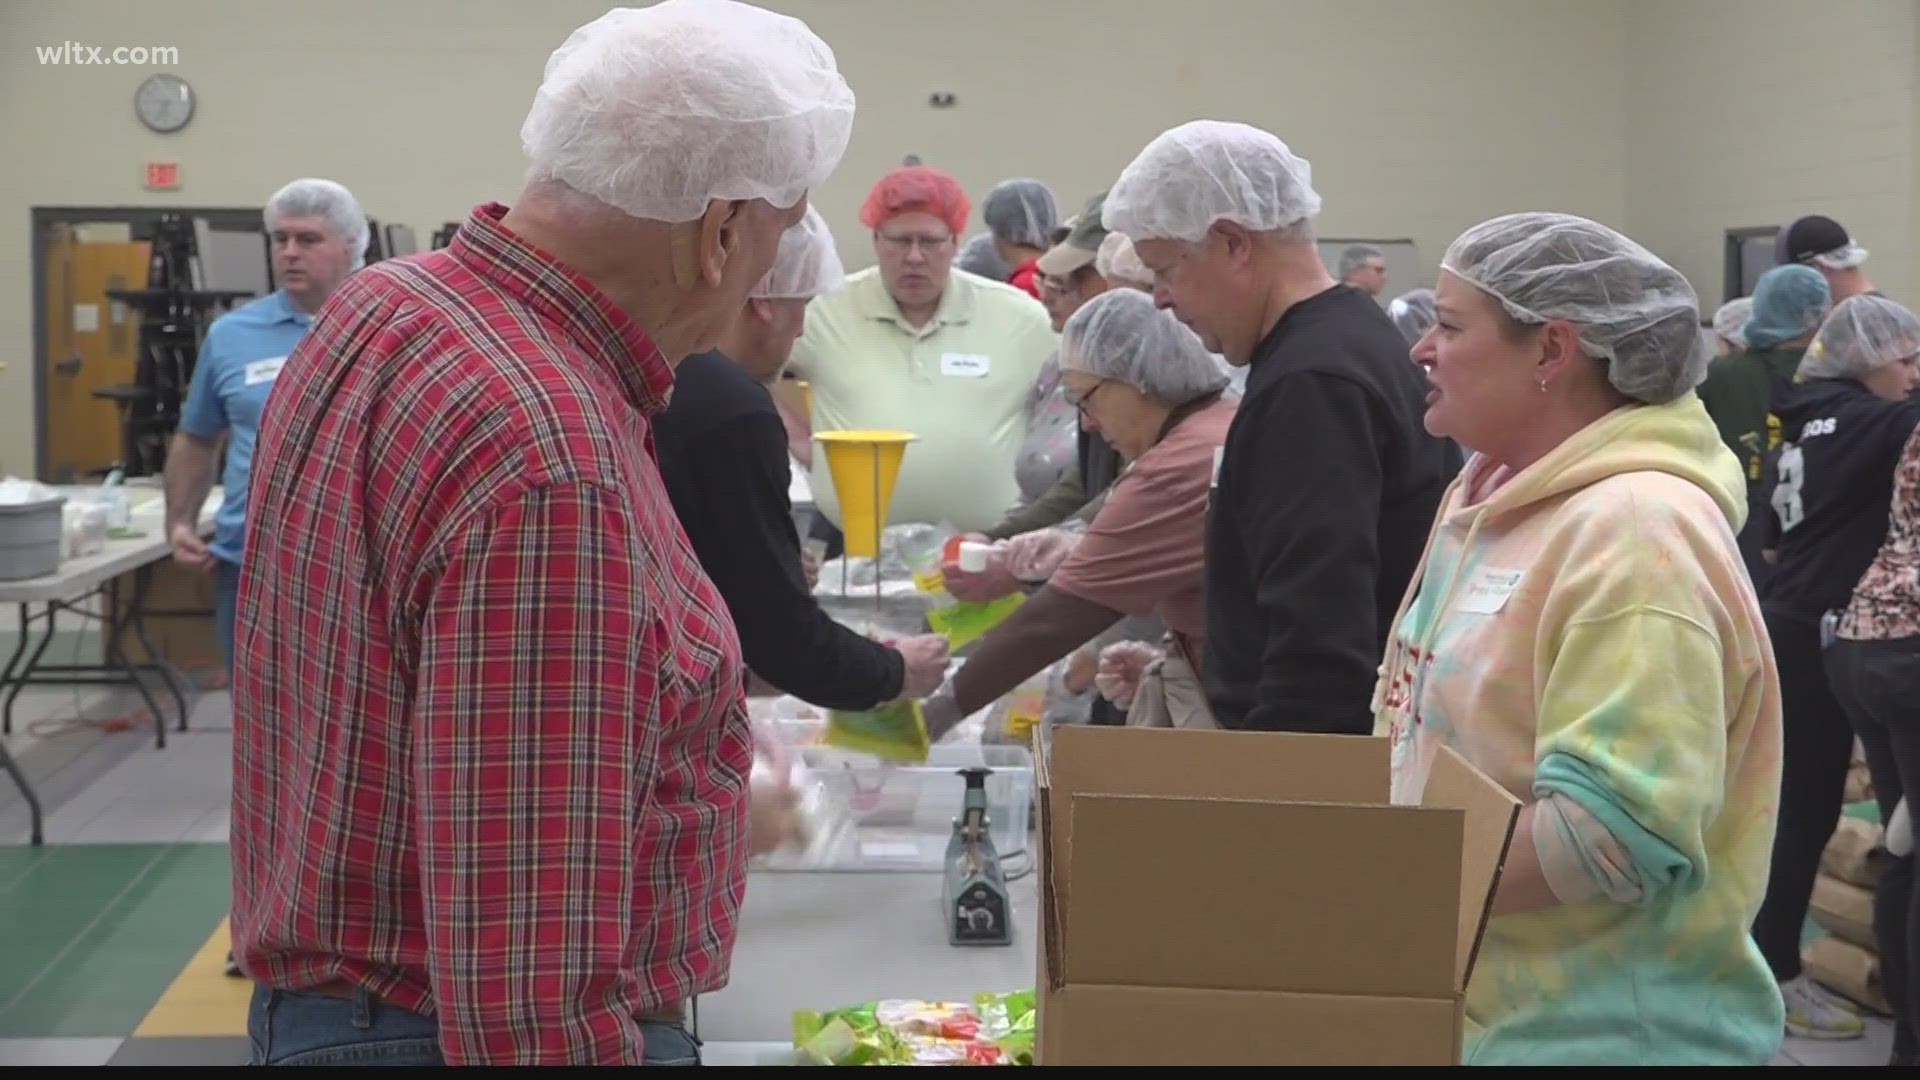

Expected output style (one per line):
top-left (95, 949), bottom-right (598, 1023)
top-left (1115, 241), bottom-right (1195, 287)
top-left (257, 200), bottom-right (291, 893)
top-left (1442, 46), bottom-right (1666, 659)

top-left (1744, 265), bottom-right (1831, 350)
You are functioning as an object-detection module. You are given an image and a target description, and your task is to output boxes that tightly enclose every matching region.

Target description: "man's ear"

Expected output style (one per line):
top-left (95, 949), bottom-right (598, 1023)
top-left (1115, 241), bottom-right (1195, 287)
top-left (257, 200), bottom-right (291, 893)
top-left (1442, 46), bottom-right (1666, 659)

top-left (747, 297), bottom-right (775, 324)
top-left (1213, 221), bottom-right (1256, 268)
top-left (697, 200), bottom-right (749, 289)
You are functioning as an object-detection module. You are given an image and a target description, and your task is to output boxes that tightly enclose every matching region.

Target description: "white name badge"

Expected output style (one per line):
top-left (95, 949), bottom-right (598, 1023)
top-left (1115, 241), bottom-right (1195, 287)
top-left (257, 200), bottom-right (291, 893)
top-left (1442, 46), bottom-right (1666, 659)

top-left (940, 352), bottom-right (991, 378)
top-left (244, 357), bottom-right (287, 386)
top-left (1457, 567), bottom-right (1524, 615)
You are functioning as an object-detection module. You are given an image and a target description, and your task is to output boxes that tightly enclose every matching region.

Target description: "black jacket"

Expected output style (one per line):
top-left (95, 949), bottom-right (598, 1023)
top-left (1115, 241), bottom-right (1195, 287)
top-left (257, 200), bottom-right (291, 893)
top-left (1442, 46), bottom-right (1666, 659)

top-left (1762, 377), bottom-right (1920, 625)
top-left (1204, 286), bottom-right (1457, 733)
top-left (653, 351), bottom-right (905, 709)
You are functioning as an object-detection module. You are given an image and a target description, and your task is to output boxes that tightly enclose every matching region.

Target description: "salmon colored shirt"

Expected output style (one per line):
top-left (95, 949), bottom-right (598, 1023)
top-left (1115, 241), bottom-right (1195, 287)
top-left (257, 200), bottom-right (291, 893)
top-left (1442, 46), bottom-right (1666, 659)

top-left (1049, 396), bottom-right (1238, 644)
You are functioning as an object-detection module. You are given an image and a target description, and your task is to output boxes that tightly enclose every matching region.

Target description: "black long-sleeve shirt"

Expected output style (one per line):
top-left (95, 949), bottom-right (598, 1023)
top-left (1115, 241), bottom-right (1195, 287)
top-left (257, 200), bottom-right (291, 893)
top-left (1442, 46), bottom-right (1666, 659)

top-left (1204, 286), bottom-right (1455, 733)
top-left (653, 350), bottom-right (904, 710)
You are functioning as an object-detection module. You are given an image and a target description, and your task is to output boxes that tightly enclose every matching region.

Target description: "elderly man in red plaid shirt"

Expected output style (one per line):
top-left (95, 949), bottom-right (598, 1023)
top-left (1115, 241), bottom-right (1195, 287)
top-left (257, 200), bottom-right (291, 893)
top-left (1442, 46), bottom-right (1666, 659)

top-left (227, 0), bottom-right (855, 1066)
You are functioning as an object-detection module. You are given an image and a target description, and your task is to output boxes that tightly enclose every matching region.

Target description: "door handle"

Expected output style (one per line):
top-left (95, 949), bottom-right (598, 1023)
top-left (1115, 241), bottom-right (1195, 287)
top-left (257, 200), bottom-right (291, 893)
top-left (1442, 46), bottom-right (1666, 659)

top-left (54, 355), bottom-right (82, 377)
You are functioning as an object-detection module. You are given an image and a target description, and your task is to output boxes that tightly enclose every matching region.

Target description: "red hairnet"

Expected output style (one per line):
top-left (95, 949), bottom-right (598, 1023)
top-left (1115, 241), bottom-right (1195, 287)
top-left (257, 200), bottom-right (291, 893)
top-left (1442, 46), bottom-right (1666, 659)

top-left (859, 166), bottom-right (970, 237)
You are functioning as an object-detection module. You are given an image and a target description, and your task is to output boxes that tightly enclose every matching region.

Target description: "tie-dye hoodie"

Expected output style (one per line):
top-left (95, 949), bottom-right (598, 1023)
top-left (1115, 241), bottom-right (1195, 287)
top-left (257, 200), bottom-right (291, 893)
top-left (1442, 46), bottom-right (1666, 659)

top-left (1371, 393), bottom-right (1784, 1065)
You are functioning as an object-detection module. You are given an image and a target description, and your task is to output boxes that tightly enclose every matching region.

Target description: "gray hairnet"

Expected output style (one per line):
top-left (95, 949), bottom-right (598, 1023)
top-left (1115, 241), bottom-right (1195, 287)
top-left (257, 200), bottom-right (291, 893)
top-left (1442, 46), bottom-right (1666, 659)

top-left (1104, 120), bottom-right (1322, 244)
top-left (1340, 244), bottom-right (1384, 278)
top-left (955, 231), bottom-right (1011, 280)
top-left (982, 179), bottom-right (1059, 249)
top-left (266, 178), bottom-right (370, 270)
top-left (1800, 294), bottom-right (1920, 381)
top-left (1387, 288), bottom-right (1436, 344)
top-left (1712, 297), bottom-right (1753, 349)
top-left (1441, 212), bottom-right (1707, 405)
top-left (1060, 288), bottom-right (1228, 406)
top-left (520, 0), bottom-right (855, 223)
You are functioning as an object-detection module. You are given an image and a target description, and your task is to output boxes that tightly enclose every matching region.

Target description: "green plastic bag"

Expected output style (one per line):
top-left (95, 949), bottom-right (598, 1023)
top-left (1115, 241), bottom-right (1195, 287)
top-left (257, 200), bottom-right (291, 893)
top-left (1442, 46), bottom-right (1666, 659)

top-left (926, 592), bottom-right (1026, 651)
top-left (824, 698), bottom-right (930, 762)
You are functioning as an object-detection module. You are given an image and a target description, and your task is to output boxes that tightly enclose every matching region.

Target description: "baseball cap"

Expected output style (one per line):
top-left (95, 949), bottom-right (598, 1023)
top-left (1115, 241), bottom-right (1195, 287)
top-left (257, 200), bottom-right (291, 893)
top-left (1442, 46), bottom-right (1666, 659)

top-left (1036, 192), bottom-right (1109, 277)
top-left (1777, 215), bottom-right (1869, 270)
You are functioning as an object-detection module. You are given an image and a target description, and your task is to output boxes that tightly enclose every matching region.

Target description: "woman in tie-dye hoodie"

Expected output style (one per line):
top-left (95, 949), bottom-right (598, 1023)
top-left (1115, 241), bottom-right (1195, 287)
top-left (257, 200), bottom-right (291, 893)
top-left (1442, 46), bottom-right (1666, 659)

top-left (1372, 213), bottom-right (1785, 1065)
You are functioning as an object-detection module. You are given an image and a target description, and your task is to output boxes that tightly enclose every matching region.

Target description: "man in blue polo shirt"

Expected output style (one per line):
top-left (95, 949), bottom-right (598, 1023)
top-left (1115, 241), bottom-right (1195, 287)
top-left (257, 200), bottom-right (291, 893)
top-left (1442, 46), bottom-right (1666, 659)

top-left (165, 178), bottom-right (365, 977)
top-left (165, 177), bottom-right (367, 670)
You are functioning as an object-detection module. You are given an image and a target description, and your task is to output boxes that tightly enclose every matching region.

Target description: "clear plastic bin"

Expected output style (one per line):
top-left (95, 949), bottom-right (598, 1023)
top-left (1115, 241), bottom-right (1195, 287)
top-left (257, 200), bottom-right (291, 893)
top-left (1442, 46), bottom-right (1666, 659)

top-left (758, 743), bottom-right (1034, 874)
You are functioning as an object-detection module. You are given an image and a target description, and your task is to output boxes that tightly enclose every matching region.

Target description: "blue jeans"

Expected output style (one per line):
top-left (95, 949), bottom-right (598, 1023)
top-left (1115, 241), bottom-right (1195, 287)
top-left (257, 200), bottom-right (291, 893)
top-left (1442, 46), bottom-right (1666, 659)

top-left (212, 557), bottom-right (240, 675)
top-left (248, 985), bottom-right (704, 1066)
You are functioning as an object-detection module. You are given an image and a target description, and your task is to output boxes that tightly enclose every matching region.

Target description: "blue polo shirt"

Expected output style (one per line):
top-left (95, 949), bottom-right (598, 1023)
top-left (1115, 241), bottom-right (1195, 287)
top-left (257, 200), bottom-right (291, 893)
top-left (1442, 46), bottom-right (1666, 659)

top-left (178, 290), bottom-right (313, 565)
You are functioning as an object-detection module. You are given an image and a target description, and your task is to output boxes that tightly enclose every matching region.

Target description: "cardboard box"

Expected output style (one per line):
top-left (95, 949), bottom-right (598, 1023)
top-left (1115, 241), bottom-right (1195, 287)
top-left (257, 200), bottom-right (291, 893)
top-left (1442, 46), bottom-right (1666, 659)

top-left (1820, 816), bottom-right (1887, 890)
top-left (1810, 873), bottom-right (1877, 951)
top-left (1033, 726), bottom-right (1519, 1066)
top-left (1803, 934), bottom-right (1891, 1016)
top-left (106, 560), bottom-right (223, 672)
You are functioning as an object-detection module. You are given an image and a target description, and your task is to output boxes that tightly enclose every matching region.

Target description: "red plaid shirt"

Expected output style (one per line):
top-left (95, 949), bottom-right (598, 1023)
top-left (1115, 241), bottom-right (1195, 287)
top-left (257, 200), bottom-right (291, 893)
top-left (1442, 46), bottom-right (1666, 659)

top-left (231, 203), bottom-right (751, 1064)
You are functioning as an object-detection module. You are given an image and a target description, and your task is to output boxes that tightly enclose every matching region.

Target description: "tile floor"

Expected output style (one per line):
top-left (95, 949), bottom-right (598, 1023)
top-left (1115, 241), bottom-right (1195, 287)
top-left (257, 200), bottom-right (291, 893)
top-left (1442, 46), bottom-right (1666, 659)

top-left (0, 681), bottom-right (1903, 1066)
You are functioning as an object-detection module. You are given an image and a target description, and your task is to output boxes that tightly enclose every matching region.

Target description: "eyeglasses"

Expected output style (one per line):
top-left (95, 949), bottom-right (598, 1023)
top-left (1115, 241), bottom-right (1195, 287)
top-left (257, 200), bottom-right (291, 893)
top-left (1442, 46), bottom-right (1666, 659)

top-left (1065, 381), bottom-right (1110, 413)
top-left (876, 232), bottom-right (955, 255)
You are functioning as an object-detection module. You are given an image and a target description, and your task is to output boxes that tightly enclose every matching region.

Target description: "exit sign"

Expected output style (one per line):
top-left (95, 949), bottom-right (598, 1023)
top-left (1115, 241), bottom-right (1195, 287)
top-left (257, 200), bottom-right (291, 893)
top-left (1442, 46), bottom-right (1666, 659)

top-left (144, 161), bottom-right (179, 190)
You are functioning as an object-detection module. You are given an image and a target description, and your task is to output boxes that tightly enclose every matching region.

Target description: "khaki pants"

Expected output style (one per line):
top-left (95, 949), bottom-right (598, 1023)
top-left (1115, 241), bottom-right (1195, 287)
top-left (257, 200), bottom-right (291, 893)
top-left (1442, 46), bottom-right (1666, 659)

top-left (1124, 653), bottom-right (1218, 730)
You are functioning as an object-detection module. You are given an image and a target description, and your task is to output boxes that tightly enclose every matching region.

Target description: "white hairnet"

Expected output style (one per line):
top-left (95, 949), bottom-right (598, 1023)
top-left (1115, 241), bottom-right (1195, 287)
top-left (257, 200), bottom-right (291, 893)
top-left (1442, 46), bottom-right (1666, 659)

top-left (1061, 288), bottom-right (1228, 405)
top-left (1094, 232), bottom-right (1152, 289)
top-left (1441, 212), bottom-right (1706, 405)
top-left (1800, 294), bottom-right (1920, 381)
top-left (266, 178), bottom-right (370, 270)
top-left (1712, 297), bottom-right (1753, 349)
top-left (982, 179), bottom-right (1058, 249)
top-left (1387, 288), bottom-right (1436, 345)
top-left (751, 206), bottom-right (843, 299)
top-left (521, 0), bottom-right (856, 223)
top-left (1811, 243), bottom-right (1871, 272)
top-left (1103, 120), bottom-right (1322, 244)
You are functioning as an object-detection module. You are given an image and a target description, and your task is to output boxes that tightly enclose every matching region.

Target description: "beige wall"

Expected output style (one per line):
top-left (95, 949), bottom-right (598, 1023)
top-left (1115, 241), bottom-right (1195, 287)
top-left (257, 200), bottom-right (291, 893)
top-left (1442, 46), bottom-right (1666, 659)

top-left (1623, 0), bottom-right (1920, 311)
top-left (2, 0), bottom-right (1629, 477)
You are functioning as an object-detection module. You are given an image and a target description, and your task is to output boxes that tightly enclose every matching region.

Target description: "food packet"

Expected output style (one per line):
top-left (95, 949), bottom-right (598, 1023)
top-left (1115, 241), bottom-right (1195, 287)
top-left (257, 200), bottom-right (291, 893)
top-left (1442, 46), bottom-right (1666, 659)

top-left (793, 996), bottom-right (1032, 1066)
top-left (823, 698), bottom-right (930, 762)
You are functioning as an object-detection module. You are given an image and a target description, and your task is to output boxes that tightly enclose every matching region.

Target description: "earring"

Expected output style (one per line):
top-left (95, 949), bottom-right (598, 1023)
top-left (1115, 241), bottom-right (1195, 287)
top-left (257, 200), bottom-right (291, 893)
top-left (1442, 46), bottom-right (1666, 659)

top-left (1539, 379), bottom-right (1549, 394)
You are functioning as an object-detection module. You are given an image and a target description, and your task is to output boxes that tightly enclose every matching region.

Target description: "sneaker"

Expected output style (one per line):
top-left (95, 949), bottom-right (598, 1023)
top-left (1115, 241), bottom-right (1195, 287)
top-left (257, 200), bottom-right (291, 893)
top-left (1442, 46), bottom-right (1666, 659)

top-left (1780, 975), bottom-right (1865, 1040)
top-left (225, 950), bottom-right (243, 979)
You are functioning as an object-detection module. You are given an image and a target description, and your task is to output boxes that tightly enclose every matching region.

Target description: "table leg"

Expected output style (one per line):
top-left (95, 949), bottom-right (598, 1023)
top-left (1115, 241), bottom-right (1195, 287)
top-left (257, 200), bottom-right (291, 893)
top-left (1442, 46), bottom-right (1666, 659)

top-left (124, 567), bottom-right (190, 733)
top-left (93, 584), bottom-right (169, 751)
top-left (0, 604), bottom-right (32, 735)
top-left (2, 603), bottom-right (58, 738)
top-left (0, 739), bottom-right (44, 845)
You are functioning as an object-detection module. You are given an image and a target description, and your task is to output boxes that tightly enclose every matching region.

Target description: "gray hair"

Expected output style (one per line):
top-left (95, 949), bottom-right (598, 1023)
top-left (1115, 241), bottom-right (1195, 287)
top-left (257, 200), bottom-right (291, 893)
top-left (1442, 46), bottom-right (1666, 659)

top-left (1339, 243), bottom-right (1384, 278)
top-left (1061, 288), bottom-right (1229, 406)
top-left (266, 178), bottom-right (370, 270)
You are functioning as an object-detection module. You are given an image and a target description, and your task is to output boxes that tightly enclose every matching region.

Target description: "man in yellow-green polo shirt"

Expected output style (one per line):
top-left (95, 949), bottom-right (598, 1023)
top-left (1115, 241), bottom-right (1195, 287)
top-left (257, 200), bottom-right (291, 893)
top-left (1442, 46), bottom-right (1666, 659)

top-left (789, 165), bottom-right (1057, 537)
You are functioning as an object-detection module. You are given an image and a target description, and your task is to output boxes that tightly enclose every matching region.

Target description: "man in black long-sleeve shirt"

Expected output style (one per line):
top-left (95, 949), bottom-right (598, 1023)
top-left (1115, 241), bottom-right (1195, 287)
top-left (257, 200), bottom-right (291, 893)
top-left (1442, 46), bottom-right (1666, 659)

top-left (1107, 120), bottom-right (1455, 733)
top-left (653, 208), bottom-right (950, 711)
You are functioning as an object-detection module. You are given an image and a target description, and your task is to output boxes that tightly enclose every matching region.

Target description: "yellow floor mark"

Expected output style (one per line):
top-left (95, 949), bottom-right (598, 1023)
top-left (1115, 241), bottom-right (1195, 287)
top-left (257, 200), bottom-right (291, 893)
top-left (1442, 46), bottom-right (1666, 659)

top-left (134, 917), bottom-right (251, 1037)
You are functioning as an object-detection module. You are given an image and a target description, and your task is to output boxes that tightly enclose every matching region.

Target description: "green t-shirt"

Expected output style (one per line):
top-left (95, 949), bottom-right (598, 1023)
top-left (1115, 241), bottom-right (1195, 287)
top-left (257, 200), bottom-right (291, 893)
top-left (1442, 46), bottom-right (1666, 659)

top-left (1697, 345), bottom-right (1805, 493)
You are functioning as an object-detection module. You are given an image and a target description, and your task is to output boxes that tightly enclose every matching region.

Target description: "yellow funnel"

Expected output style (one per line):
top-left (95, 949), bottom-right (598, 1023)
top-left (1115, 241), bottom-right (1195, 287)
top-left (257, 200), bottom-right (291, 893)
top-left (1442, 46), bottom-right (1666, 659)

top-left (815, 430), bottom-right (916, 558)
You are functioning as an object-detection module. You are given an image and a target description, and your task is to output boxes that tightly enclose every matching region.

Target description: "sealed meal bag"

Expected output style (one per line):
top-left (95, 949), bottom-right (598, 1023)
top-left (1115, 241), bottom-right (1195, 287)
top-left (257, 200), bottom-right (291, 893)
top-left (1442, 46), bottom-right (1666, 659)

top-left (794, 998), bottom-right (1027, 1066)
top-left (824, 698), bottom-right (930, 762)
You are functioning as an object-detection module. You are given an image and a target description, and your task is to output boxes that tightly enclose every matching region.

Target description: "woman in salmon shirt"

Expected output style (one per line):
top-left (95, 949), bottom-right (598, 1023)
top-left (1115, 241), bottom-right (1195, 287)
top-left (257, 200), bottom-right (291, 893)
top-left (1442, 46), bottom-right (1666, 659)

top-left (919, 287), bottom-right (1237, 738)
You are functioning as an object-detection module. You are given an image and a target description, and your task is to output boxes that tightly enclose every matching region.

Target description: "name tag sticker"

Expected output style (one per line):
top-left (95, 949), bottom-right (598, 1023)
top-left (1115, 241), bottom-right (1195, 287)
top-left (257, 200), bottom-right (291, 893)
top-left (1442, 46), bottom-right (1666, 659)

top-left (940, 353), bottom-right (991, 378)
top-left (1456, 567), bottom-right (1523, 615)
top-left (244, 357), bottom-right (287, 386)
